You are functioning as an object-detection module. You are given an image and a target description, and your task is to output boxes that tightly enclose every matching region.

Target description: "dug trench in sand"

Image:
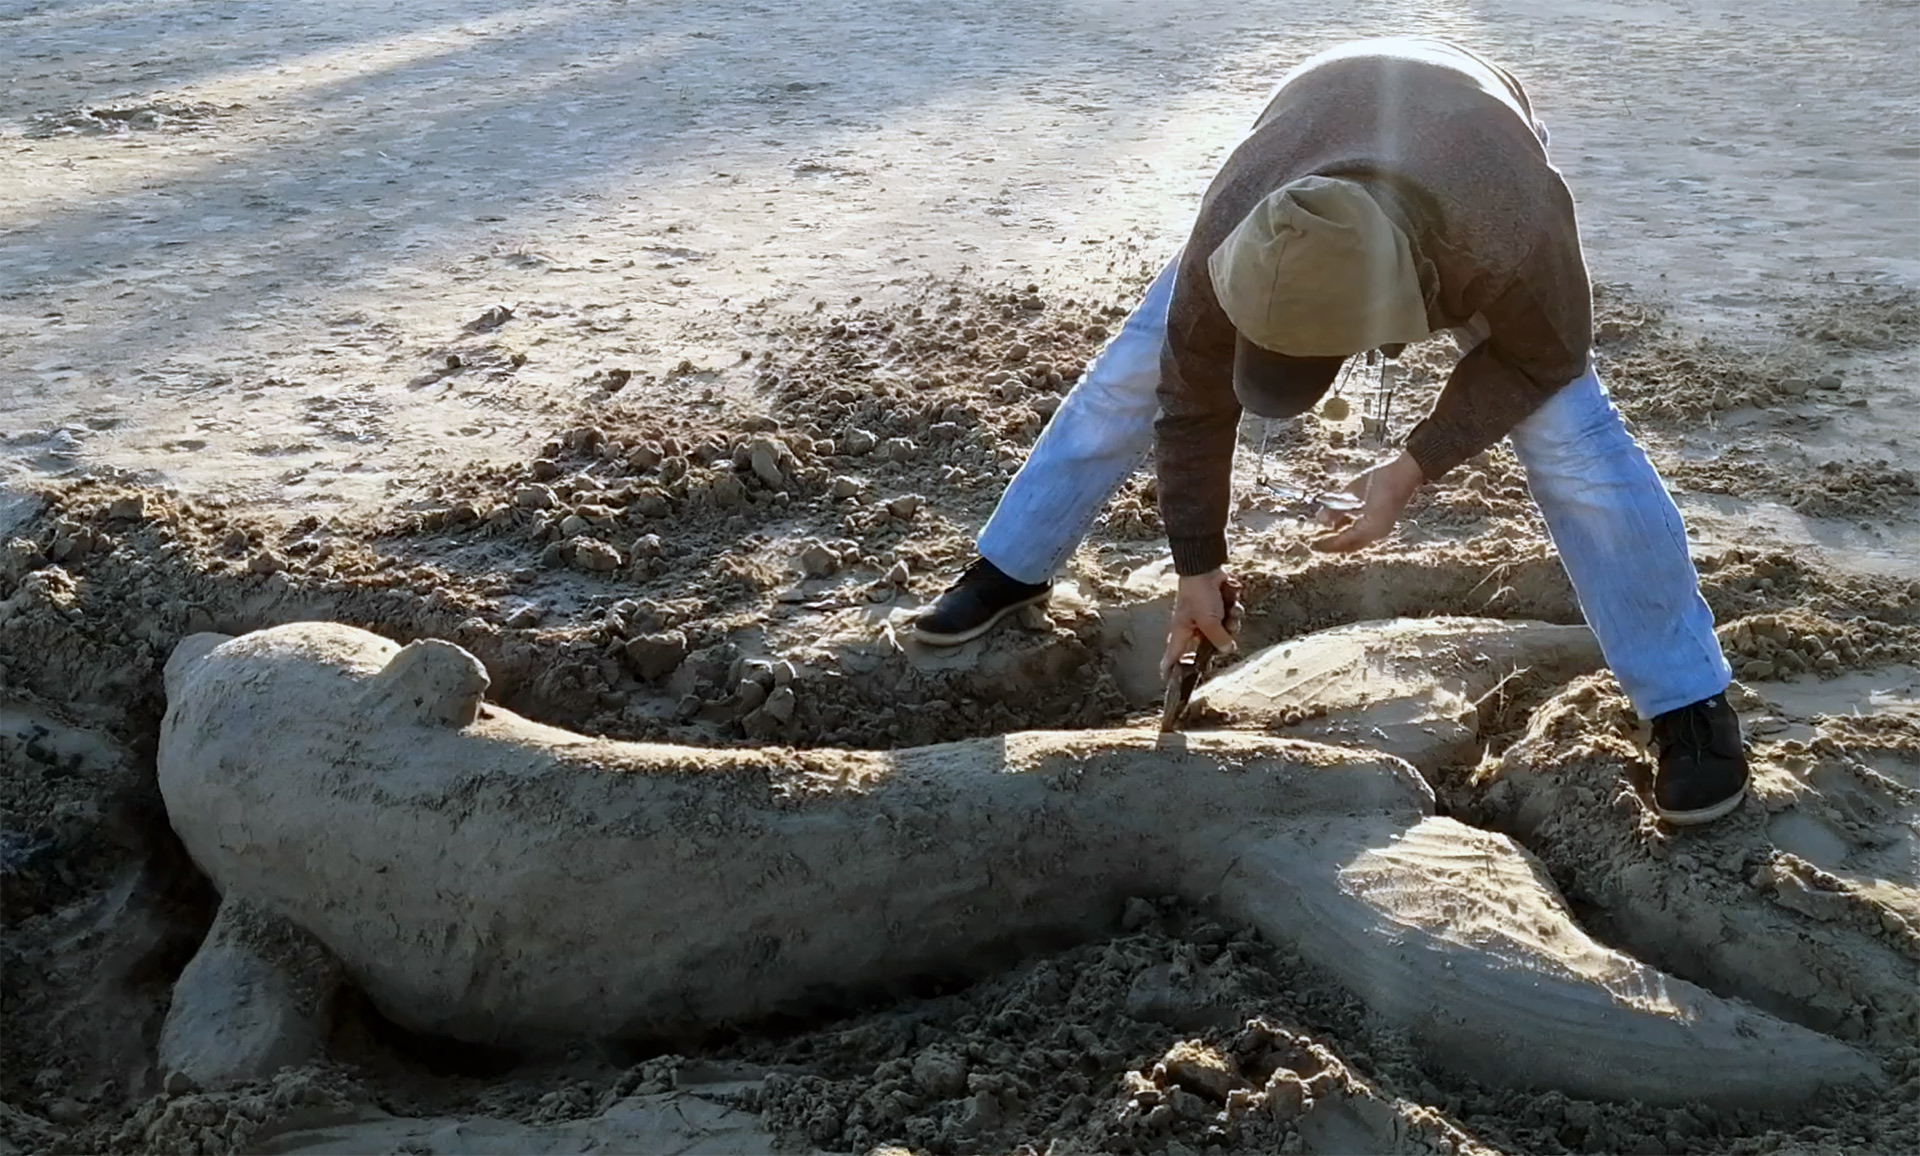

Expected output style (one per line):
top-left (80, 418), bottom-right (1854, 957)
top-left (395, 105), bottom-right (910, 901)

top-left (1469, 674), bottom-right (1920, 1049)
top-left (154, 619), bottom-right (1882, 1107)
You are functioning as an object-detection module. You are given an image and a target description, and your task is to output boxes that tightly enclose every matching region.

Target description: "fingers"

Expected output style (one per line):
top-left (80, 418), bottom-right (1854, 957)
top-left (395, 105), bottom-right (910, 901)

top-left (1164, 569), bottom-right (1240, 678)
top-left (1313, 505), bottom-right (1357, 531)
top-left (1312, 517), bottom-right (1384, 553)
top-left (1197, 615), bottom-right (1236, 654)
top-left (1160, 615), bottom-right (1234, 679)
top-left (1161, 624), bottom-right (1195, 681)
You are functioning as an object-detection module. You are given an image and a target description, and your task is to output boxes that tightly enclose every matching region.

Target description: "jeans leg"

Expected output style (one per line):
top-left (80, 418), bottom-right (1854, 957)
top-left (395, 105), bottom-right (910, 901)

top-left (1507, 365), bottom-right (1731, 718)
top-left (977, 256), bottom-right (1178, 584)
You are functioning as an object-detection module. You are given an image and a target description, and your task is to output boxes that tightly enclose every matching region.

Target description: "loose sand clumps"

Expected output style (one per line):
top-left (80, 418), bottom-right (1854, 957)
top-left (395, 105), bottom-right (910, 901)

top-left (1470, 675), bottom-right (1920, 1050)
top-left (7, 267), bottom-right (1918, 1148)
top-left (7, 467), bottom-right (1916, 1153)
top-left (156, 621), bottom-right (1880, 1111)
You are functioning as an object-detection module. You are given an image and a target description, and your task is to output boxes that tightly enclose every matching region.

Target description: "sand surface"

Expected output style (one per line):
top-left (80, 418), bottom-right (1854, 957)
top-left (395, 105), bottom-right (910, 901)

top-left (4, 0), bottom-right (1916, 522)
top-left (2, 0), bottom-right (1918, 1153)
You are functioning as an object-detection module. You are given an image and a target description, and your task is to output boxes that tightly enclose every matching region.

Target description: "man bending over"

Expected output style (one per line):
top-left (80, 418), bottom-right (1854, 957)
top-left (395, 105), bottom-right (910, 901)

top-left (912, 38), bottom-right (1748, 825)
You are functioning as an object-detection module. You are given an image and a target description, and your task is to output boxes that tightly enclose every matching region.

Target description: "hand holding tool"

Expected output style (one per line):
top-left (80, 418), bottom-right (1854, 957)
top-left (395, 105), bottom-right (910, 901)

top-left (1160, 578), bottom-right (1242, 733)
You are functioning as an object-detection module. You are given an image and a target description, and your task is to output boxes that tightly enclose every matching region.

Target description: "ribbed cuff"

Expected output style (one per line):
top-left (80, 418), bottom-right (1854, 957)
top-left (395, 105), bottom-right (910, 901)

top-left (1168, 533), bottom-right (1227, 577)
top-left (1405, 420), bottom-right (1475, 483)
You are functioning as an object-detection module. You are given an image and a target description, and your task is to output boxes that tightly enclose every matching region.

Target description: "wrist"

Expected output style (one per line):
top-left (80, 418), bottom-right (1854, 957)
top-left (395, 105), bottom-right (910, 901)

top-left (1390, 450), bottom-right (1426, 489)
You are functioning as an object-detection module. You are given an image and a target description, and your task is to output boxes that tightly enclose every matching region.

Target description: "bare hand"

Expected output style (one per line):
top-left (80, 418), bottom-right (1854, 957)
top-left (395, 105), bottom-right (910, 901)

top-left (1161, 570), bottom-right (1239, 680)
top-left (1312, 451), bottom-right (1425, 553)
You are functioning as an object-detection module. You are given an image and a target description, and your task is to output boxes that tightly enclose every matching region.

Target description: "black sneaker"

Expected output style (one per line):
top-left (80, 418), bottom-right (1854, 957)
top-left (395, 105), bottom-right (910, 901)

top-left (1649, 693), bottom-right (1750, 825)
top-left (913, 558), bottom-right (1052, 646)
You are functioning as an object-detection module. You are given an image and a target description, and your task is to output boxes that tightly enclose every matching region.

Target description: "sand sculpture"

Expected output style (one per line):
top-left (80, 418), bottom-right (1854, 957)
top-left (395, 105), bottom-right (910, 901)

top-left (154, 621), bottom-right (1882, 1105)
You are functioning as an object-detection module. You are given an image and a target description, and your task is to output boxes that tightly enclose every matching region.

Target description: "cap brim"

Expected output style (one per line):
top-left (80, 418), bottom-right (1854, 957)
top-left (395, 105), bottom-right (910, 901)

top-left (1231, 334), bottom-right (1345, 419)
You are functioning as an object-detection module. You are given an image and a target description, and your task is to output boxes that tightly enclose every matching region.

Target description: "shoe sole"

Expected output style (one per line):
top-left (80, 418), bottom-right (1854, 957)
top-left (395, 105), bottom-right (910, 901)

top-left (912, 590), bottom-right (1052, 647)
top-left (1654, 784), bottom-right (1748, 826)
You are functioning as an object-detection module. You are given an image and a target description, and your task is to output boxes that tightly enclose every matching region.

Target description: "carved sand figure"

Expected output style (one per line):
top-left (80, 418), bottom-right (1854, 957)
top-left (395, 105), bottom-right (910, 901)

top-left (156, 621), bottom-right (1882, 1107)
top-left (1187, 616), bottom-right (1605, 771)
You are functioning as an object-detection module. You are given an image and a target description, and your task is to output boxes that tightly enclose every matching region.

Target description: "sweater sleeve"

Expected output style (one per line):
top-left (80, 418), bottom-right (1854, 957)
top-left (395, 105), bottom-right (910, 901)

top-left (1154, 269), bottom-right (1242, 576)
top-left (1405, 235), bottom-right (1592, 480)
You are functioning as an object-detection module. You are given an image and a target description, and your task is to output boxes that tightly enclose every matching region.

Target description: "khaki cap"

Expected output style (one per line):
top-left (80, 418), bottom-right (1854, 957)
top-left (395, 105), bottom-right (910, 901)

top-left (1207, 175), bottom-right (1431, 358)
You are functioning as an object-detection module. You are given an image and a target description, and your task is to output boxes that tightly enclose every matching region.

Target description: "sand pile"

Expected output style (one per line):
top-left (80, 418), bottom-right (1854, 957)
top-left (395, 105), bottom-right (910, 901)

top-left (3, 280), bottom-right (1918, 1156)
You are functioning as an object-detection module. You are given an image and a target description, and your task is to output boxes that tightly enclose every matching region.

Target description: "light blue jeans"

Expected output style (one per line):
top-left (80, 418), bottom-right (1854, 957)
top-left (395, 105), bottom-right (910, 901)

top-left (977, 256), bottom-right (1731, 719)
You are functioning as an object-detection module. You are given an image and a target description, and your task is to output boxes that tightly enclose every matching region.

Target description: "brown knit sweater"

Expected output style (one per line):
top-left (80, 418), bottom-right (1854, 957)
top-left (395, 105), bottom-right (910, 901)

top-left (1155, 39), bottom-right (1593, 576)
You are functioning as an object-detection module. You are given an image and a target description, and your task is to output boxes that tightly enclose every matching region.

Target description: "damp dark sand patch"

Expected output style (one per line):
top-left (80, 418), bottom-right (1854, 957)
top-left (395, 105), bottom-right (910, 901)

top-left (23, 100), bottom-right (239, 139)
